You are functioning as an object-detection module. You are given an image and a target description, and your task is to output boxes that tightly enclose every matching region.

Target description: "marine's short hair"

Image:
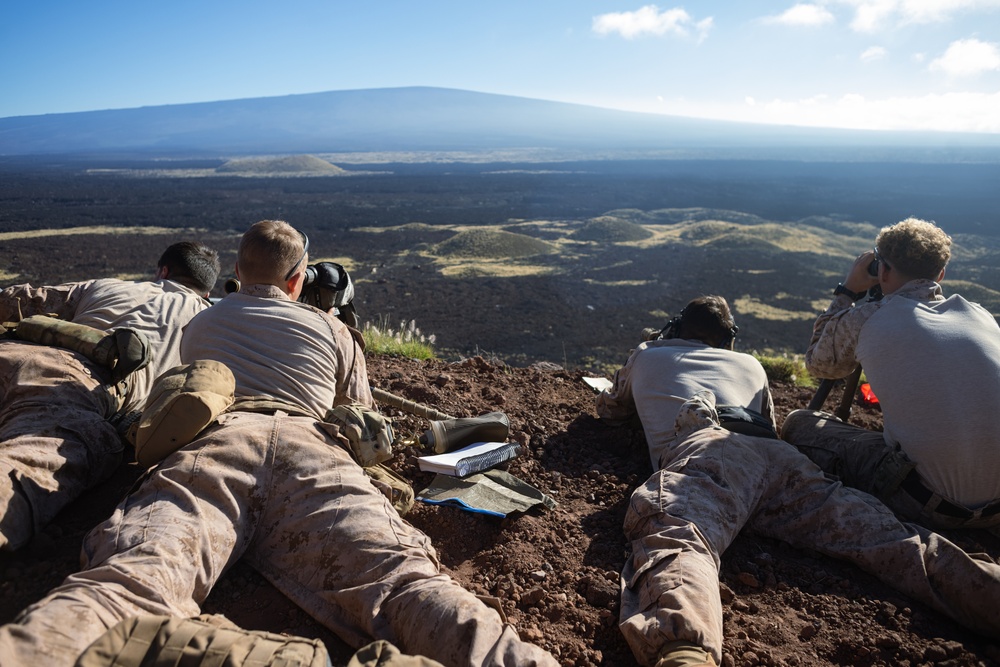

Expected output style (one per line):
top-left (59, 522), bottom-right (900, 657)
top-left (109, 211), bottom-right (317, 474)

top-left (677, 295), bottom-right (738, 349)
top-left (157, 242), bottom-right (221, 294)
top-left (876, 217), bottom-right (951, 280)
top-left (238, 220), bottom-right (306, 284)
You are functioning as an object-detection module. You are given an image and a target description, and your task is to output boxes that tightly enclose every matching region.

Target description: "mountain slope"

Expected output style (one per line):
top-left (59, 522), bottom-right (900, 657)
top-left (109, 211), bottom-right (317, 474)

top-left (3, 87), bottom-right (1000, 157)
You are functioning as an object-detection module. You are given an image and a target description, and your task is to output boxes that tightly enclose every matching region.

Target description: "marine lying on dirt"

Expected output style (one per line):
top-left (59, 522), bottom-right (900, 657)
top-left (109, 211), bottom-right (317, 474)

top-left (598, 295), bottom-right (1000, 667)
top-left (0, 220), bottom-right (558, 667)
top-left (0, 241), bottom-right (220, 552)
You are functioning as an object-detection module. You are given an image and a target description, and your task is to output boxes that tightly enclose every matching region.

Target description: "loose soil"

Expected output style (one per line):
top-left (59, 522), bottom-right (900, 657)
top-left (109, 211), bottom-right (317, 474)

top-left (1, 354), bottom-right (999, 667)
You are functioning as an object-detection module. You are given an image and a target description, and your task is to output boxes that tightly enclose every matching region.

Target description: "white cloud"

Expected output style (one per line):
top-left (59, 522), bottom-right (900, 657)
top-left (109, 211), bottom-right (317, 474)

top-left (764, 4), bottom-right (836, 26)
top-left (592, 5), bottom-right (713, 41)
top-left (685, 90), bottom-right (1000, 132)
top-left (836, 0), bottom-right (1000, 32)
top-left (929, 38), bottom-right (1000, 76)
top-left (860, 46), bottom-right (888, 61)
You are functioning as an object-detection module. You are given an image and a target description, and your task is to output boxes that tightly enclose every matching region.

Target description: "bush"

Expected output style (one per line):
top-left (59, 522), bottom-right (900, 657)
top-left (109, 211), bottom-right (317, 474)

top-left (362, 318), bottom-right (436, 361)
top-left (753, 352), bottom-right (814, 387)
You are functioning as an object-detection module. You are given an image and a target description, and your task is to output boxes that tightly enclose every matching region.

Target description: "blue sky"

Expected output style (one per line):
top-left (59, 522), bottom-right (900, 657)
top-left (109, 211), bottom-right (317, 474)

top-left (2, 1), bottom-right (999, 132)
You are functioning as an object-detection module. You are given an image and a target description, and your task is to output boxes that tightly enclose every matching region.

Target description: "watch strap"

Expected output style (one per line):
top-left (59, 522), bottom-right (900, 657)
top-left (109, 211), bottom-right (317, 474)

top-left (834, 283), bottom-right (865, 301)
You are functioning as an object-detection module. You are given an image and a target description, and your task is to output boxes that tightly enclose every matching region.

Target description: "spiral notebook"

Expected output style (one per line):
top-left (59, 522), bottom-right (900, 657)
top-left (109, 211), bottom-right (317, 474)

top-left (417, 441), bottom-right (521, 478)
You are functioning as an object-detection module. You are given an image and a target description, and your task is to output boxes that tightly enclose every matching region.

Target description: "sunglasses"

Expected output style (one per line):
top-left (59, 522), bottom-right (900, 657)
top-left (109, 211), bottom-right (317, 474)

top-left (869, 247), bottom-right (890, 276)
top-left (284, 230), bottom-right (310, 281)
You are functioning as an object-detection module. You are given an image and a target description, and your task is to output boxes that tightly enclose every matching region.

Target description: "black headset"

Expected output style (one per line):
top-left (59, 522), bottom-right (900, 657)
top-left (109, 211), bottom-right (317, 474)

top-left (658, 306), bottom-right (738, 347)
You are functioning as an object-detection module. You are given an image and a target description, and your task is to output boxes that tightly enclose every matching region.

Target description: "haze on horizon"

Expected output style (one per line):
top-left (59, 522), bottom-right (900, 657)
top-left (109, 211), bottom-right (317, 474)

top-left (2, 1), bottom-right (999, 134)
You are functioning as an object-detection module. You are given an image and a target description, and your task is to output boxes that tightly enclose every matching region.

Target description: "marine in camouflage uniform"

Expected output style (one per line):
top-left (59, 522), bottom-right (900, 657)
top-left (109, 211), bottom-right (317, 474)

top-left (598, 295), bottom-right (1000, 667)
top-left (0, 221), bottom-right (557, 667)
top-left (0, 242), bottom-right (219, 551)
top-left (783, 218), bottom-right (1000, 531)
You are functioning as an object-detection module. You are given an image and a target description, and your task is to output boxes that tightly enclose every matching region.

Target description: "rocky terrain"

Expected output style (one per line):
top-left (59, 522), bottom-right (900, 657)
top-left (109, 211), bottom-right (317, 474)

top-left (1, 352), bottom-right (998, 667)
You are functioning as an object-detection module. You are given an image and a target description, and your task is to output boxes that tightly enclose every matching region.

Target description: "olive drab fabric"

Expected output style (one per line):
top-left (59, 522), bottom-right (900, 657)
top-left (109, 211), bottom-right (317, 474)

top-left (131, 361), bottom-right (236, 468)
top-left (363, 463), bottom-right (415, 516)
top-left (14, 315), bottom-right (152, 384)
top-left (327, 404), bottom-right (394, 468)
top-left (74, 614), bottom-right (329, 667)
top-left (347, 640), bottom-right (445, 667)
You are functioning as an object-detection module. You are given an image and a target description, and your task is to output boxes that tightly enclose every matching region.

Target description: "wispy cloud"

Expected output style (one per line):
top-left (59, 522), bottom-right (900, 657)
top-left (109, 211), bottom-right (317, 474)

top-left (860, 45), bottom-right (887, 61)
top-left (836, 0), bottom-right (1000, 32)
top-left (929, 37), bottom-right (1000, 76)
top-left (763, 4), bottom-right (835, 26)
top-left (592, 5), bottom-right (713, 41)
top-left (729, 90), bottom-right (1000, 132)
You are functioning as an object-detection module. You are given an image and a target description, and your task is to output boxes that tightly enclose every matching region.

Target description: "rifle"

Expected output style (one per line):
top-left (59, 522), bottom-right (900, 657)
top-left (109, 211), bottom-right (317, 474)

top-left (371, 386), bottom-right (509, 454)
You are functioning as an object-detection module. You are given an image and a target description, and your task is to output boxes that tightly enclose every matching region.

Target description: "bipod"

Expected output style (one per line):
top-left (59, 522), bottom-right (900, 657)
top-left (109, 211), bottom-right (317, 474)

top-left (808, 365), bottom-right (863, 422)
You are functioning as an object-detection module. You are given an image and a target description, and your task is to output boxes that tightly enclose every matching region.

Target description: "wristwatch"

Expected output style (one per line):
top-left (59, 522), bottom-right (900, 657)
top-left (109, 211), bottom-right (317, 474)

top-left (834, 283), bottom-right (865, 301)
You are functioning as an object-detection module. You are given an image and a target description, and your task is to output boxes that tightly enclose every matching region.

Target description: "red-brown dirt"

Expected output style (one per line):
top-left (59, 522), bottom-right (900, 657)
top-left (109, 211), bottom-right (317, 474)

top-left (2, 353), bottom-right (998, 666)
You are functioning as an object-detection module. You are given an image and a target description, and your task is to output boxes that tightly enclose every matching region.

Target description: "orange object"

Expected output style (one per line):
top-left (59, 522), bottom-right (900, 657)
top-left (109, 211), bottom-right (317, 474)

top-left (859, 382), bottom-right (879, 405)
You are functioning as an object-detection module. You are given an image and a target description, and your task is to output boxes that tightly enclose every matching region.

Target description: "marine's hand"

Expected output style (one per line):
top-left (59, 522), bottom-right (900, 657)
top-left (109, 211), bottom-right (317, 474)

top-left (844, 251), bottom-right (879, 295)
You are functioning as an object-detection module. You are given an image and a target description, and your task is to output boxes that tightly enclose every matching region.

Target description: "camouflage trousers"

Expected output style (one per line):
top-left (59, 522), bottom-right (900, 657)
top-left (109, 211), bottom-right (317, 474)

top-left (619, 392), bottom-right (1000, 666)
top-left (782, 408), bottom-right (1000, 531)
top-left (0, 341), bottom-right (120, 551)
top-left (0, 410), bottom-right (557, 667)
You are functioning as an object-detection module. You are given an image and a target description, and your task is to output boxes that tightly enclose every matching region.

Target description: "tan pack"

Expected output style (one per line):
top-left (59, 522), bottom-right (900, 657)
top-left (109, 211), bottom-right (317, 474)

top-left (132, 361), bottom-right (235, 468)
top-left (75, 614), bottom-right (329, 667)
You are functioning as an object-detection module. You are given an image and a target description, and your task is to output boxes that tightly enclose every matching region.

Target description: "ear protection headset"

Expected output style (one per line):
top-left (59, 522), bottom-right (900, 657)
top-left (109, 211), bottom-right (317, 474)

top-left (657, 305), bottom-right (739, 347)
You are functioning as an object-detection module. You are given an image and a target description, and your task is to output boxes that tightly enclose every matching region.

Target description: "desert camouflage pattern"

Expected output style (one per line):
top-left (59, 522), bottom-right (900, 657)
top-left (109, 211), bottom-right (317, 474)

top-left (619, 391), bottom-right (1000, 666)
top-left (0, 342), bottom-right (120, 551)
top-left (2, 279), bottom-right (210, 413)
top-left (0, 411), bottom-right (558, 667)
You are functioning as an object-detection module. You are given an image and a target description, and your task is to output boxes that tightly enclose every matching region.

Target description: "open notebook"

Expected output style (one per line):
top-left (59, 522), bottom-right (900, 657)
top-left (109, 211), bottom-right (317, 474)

top-left (417, 441), bottom-right (521, 478)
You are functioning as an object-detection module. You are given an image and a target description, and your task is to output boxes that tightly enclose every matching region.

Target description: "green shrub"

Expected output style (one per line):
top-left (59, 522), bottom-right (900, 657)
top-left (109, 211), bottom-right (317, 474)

top-left (362, 317), bottom-right (436, 360)
top-left (753, 352), bottom-right (814, 387)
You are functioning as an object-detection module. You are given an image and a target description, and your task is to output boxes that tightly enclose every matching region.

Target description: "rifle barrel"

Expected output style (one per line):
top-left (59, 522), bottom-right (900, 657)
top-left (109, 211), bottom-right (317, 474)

top-left (371, 387), bottom-right (454, 421)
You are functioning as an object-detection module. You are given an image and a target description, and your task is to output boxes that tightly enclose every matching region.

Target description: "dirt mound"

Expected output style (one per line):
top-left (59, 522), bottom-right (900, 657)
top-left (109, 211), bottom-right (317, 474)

top-left (2, 356), bottom-right (998, 667)
top-left (216, 155), bottom-right (347, 175)
top-left (571, 217), bottom-right (653, 242)
top-left (432, 228), bottom-right (555, 258)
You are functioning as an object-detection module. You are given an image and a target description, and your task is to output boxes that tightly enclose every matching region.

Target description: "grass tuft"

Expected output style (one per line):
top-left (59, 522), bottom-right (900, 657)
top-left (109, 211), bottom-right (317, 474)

top-left (753, 352), bottom-right (814, 387)
top-left (362, 317), bottom-right (436, 360)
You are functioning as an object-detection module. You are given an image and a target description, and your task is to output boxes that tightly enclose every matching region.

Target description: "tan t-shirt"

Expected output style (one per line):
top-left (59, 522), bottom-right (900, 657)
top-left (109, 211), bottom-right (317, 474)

top-left (597, 338), bottom-right (774, 470)
top-left (180, 284), bottom-right (372, 419)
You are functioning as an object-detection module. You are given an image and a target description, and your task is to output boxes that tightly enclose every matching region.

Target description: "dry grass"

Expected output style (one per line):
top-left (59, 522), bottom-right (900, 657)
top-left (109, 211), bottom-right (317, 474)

top-left (733, 296), bottom-right (818, 322)
top-left (0, 226), bottom-right (189, 242)
top-left (217, 155), bottom-right (347, 175)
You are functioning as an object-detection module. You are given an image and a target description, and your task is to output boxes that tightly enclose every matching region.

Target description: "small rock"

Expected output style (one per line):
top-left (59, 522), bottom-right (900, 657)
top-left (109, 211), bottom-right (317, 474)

top-left (922, 645), bottom-right (948, 662)
top-left (520, 586), bottom-right (546, 606)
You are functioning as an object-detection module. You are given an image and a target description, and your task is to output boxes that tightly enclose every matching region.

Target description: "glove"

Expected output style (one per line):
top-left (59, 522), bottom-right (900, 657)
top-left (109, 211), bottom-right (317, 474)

top-left (93, 328), bottom-right (153, 383)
